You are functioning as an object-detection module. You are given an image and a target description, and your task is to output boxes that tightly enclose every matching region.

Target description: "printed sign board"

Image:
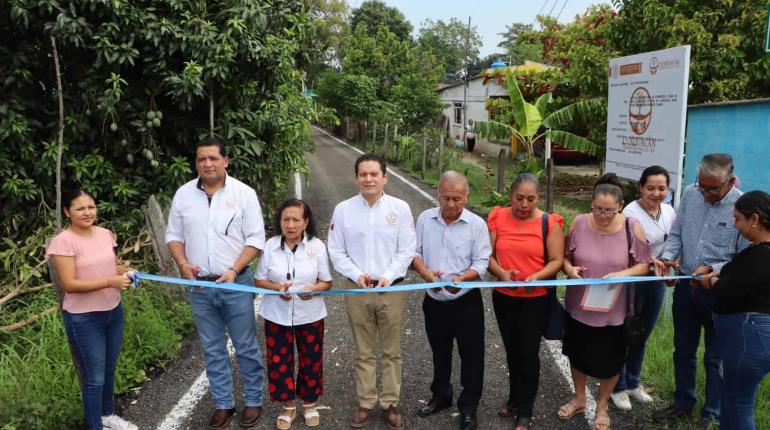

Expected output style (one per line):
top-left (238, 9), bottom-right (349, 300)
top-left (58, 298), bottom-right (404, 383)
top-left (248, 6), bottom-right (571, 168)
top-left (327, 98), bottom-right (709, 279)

top-left (605, 45), bottom-right (691, 204)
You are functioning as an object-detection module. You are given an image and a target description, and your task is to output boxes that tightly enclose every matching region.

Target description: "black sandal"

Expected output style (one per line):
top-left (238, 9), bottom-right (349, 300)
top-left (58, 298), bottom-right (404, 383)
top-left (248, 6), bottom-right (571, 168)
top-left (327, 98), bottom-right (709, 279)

top-left (515, 416), bottom-right (532, 430)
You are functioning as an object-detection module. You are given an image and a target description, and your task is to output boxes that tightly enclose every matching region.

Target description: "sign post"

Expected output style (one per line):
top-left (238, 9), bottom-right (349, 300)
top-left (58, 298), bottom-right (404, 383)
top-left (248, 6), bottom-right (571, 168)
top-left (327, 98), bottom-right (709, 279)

top-left (605, 45), bottom-right (691, 206)
top-left (765, 3), bottom-right (770, 54)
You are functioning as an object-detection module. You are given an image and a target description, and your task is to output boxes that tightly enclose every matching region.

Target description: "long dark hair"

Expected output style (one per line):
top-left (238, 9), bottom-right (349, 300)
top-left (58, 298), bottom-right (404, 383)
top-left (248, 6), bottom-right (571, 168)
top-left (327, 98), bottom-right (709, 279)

top-left (639, 165), bottom-right (670, 186)
top-left (735, 191), bottom-right (770, 230)
top-left (272, 199), bottom-right (316, 240)
top-left (62, 184), bottom-right (96, 216)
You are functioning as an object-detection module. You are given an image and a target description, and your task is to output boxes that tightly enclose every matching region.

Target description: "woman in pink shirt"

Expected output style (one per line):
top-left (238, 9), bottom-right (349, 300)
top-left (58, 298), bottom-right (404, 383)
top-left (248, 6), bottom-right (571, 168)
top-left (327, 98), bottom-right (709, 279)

top-left (557, 174), bottom-right (653, 430)
top-left (46, 187), bottom-right (137, 430)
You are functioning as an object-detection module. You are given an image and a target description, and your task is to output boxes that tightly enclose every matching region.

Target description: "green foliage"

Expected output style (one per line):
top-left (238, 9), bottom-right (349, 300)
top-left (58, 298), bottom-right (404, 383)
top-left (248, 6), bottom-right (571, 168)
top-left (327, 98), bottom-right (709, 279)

top-left (350, 0), bottom-right (413, 42)
top-left (610, 0), bottom-right (770, 103)
top-left (497, 22), bottom-right (543, 65)
top-left (417, 18), bottom-right (482, 78)
top-left (0, 284), bottom-right (193, 428)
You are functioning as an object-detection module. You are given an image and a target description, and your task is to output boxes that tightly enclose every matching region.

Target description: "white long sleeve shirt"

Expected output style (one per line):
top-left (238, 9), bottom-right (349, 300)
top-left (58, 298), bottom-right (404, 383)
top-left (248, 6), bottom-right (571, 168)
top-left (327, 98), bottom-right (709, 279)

top-left (165, 174), bottom-right (265, 277)
top-left (327, 193), bottom-right (416, 284)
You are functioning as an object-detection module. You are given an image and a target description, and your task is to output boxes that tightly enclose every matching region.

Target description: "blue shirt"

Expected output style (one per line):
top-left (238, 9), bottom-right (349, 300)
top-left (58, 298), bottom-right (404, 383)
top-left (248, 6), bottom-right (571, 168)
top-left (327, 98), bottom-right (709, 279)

top-left (661, 184), bottom-right (750, 274)
top-left (415, 207), bottom-right (491, 301)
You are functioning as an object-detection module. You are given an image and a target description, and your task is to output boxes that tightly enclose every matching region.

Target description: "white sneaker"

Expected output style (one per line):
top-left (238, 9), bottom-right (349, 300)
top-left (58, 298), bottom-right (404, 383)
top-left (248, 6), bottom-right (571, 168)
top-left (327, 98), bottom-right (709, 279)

top-left (102, 414), bottom-right (138, 430)
top-left (628, 386), bottom-right (653, 403)
top-left (610, 390), bottom-right (632, 410)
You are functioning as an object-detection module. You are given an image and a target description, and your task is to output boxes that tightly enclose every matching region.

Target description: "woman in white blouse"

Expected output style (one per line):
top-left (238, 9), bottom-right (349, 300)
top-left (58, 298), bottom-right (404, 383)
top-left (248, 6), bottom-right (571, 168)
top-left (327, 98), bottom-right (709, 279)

top-left (255, 199), bottom-right (332, 429)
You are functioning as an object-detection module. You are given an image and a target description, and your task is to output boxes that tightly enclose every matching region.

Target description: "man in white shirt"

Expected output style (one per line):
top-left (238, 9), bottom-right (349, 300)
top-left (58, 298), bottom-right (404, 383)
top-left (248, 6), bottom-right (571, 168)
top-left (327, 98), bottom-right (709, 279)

top-left (327, 153), bottom-right (416, 430)
top-left (165, 137), bottom-right (266, 430)
top-left (412, 171), bottom-right (491, 430)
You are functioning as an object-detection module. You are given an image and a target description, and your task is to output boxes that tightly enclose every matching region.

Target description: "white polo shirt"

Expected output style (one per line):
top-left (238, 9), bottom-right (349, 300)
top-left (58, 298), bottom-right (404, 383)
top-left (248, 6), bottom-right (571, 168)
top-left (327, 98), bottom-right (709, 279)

top-left (327, 192), bottom-right (416, 284)
top-left (623, 200), bottom-right (676, 258)
top-left (256, 235), bottom-right (332, 326)
top-left (416, 207), bottom-right (491, 301)
top-left (165, 174), bottom-right (265, 276)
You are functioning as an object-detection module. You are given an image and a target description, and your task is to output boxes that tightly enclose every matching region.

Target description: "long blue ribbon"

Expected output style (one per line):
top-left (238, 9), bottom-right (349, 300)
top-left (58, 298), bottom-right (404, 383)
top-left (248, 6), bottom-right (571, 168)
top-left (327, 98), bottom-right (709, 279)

top-left (131, 272), bottom-right (693, 296)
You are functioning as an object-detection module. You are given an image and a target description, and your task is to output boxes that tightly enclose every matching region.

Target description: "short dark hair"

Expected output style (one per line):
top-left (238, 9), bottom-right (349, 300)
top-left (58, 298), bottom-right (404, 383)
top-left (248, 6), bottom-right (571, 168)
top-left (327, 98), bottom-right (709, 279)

top-left (196, 137), bottom-right (227, 157)
top-left (639, 165), bottom-right (670, 186)
top-left (510, 172), bottom-right (540, 193)
top-left (273, 199), bottom-right (316, 240)
top-left (354, 153), bottom-right (386, 175)
top-left (593, 172), bottom-right (624, 204)
top-left (735, 190), bottom-right (770, 230)
top-left (62, 184), bottom-right (96, 216)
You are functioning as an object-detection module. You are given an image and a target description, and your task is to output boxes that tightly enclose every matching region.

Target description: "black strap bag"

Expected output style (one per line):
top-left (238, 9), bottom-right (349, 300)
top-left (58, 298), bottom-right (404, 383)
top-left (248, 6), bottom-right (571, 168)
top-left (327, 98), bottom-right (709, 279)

top-left (622, 218), bottom-right (645, 349)
top-left (542, 213), bottom-right (567, 340)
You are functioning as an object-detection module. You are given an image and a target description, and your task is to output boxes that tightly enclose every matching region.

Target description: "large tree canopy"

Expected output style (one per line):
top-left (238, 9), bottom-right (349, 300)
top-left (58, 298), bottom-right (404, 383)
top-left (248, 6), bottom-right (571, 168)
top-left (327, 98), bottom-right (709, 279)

top-left (350, 0), bottom-right (413, 42)
top-left (417, 18), bottom-right (482, 79)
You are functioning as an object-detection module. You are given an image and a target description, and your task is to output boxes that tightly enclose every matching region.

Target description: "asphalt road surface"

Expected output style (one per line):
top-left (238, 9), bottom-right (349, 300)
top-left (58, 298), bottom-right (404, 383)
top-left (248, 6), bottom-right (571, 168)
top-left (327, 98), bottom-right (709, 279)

top-left (123, 128), bottom-right (657, 430)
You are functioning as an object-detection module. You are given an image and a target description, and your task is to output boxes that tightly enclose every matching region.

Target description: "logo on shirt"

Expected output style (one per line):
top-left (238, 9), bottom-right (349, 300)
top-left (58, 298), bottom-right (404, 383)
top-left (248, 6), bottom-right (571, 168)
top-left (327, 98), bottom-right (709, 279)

top-left (226, 199), bottom-right (236, 209)
top-left (385, 212), bottom-right (397, 225)
top-left (306, 247), bottom-right (317, 258)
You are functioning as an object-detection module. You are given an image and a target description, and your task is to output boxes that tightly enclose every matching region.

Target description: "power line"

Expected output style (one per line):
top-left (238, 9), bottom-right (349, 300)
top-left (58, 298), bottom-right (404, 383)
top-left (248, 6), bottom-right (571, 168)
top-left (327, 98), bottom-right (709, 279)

top-left (546, 0), bottom-right (560, 18)
top-left (555, 0), bottom-right (569, 21)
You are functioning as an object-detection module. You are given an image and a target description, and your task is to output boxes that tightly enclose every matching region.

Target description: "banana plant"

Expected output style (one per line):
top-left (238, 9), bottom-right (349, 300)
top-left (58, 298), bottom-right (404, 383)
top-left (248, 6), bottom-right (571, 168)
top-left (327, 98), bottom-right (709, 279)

top-left (475, 76), bottom-right (604, 161)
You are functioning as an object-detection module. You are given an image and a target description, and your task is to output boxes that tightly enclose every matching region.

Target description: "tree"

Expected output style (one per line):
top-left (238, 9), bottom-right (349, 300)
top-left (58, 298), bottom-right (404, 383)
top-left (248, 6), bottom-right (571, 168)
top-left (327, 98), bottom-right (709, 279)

top-left (417, 18), bottom-right (482, 78)
top-left (1, 0), bottom-right (319, 241)
top-left (350, 0), bottom-right (413, 42)
top-left (497, 22), bottom-right (543, 65)
top-left (305, 0), bottom-right (350, 85)
top-left (610, 0), bottom-right (770, 103)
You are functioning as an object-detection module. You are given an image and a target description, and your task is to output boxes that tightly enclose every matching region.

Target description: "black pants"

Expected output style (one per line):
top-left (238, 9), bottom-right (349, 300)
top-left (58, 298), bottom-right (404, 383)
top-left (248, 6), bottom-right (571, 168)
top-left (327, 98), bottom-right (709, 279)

top-left (492, 291), bottom-right (549, 418)
top-left (465, 137), bottom-right (476, 152)
top-left (422, 289), bottom-right (484, 414)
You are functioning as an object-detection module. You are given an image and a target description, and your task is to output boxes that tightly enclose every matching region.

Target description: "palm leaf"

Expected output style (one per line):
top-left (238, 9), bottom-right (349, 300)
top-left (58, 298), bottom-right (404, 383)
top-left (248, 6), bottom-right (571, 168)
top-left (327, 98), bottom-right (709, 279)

top-left (506, 76), bottom-right (541, 138)
top-left (542, 98), bottom-right (605, 129)
top-left (475, 120), bottom-right (518, 142)
top-left (535, 93), bottom-right (552, 117)
top-left (546, 130), bottom-right (603, 156)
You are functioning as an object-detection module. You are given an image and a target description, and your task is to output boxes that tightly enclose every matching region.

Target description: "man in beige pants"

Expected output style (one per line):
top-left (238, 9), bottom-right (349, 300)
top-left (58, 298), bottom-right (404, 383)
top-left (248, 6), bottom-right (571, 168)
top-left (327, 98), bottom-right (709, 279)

top-left (328, 153), bottom-right (416, 429)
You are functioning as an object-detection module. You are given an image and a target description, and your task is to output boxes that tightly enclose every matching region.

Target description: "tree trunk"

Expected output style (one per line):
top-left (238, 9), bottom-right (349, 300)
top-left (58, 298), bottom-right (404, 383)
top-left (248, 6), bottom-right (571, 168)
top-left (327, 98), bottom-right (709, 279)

top-left (51, 37), bottom-right (64, 231)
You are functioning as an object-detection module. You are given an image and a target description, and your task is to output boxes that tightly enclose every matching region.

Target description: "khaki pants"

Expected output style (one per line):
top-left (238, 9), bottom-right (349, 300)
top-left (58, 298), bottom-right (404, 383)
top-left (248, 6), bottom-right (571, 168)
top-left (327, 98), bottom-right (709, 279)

top-left (345, 291), bottom-right (407, 409)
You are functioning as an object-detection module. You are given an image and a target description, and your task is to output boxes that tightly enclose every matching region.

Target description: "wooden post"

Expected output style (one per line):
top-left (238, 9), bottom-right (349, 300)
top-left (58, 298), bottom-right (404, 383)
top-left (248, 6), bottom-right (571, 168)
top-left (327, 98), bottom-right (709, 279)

top-left (143, 195), bottom-right (180, 277)
top-left (546, 158), bottom-right (555, 213)
top-left (372, 121), bottom-right (378, 151)
top-left (421, 135), bottom-right (427, 179)
top-left (383, 123), bottom-right (390, 157)
top-left (392, 125), bottom-right (399, 161)
top-left (497, 149), bottom-right (506, 193)
top-left (437, 135), bottom-right (444, 177)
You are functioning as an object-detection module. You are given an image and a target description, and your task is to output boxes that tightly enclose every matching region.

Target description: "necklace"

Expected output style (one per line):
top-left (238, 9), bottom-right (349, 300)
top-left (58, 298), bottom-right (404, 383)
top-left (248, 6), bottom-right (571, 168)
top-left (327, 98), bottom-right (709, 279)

top-left (636, 200), bottom-right (668, 241)
top-left (636, 199), bottom-right (661, 221)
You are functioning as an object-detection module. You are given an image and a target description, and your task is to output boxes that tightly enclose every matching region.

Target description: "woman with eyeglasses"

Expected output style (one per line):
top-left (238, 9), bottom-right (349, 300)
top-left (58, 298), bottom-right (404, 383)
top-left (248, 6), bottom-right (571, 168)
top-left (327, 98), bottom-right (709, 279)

top-left (557, 173), bottom-right (653, 430)
top-left (610, 166), bottom-right (676, 411)
top-left (254, 199), bottom-right (332, 429)
top-left (698, 190), bottom-right (770, 430)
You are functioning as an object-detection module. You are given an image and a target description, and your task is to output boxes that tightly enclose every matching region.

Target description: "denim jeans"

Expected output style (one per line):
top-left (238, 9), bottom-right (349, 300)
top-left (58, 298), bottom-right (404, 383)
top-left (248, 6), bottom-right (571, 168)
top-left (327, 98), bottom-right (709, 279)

top-left (672, 279), bottom-right (722, 419)
top-left (63, 303), bottom-right (125, 430)
top-left (715, 312), bottom-right (770, 430)
top-left (615, 281), bottom-right (665, 391)
top-left (189, 269), bottom-right (264, 409)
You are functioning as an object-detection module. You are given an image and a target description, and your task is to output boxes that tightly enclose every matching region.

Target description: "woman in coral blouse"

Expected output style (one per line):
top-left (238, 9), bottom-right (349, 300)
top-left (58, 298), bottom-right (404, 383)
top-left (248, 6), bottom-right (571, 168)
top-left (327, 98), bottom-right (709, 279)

top-left (487, 173), bottom-right (565, 430)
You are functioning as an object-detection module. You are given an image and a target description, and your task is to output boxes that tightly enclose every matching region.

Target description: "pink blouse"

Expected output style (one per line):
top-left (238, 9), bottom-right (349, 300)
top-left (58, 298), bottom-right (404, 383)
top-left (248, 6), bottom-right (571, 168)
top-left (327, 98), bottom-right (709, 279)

top-left (46, 227), bottom-right (121, 313)
top-left (565, 214), bottom-right (653, 327)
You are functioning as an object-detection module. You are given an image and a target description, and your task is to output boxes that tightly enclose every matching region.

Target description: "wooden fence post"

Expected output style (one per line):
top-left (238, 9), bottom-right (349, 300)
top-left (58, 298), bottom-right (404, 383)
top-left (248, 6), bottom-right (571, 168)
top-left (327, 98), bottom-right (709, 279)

top-left (546, 158), bottom-right (555, 213)
top-left (372, 121), bottom-right (377, 151)
top-left (437, 135), bottom-right (444, 176)
top-left (383, 123), bottom-right (390, 157)
top-left (421, 135), bottom-right (427, 179)
top-left (143, 195), bottom-right (180, 277)
top-left (497, 149), bottom-right (506, 193)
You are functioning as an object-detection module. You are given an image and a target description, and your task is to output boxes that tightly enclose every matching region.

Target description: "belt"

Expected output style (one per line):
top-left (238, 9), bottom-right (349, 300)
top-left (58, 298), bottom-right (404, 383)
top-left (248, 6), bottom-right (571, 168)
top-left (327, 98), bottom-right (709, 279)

top-left (350, 277), bottom-right (405, 287)
top-left (196, 275), bottom-right (222, 281)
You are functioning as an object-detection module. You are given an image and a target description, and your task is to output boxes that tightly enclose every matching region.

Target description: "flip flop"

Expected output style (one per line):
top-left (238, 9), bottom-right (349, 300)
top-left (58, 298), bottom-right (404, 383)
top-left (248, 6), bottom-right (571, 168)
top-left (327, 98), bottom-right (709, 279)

top-left (595, 411), bottom-right (611, 430)
top-left (557, 399), bottom-right (586, 420)
top-left (276, 406), bottom-right (296, 430)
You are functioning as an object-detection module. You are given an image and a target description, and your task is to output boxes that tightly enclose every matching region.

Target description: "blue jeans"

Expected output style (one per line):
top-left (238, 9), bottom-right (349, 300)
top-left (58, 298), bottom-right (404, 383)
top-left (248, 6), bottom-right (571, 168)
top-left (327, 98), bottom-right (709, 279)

top-left (189, 269), bottom-right (264, 409)
top-left (615, 281), bottom-right (665, 391)
top-left (63, 303), bottom-right (125, 430)
top-left (715, 313), bottom-right (770, 430)
top-left (672, 280), bottom-right (721, 419)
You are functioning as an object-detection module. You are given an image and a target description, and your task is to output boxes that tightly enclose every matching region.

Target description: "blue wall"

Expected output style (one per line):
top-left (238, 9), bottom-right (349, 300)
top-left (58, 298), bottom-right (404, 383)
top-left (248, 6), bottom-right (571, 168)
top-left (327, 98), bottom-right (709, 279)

top-left (685, 100), bottom-right (770, 193)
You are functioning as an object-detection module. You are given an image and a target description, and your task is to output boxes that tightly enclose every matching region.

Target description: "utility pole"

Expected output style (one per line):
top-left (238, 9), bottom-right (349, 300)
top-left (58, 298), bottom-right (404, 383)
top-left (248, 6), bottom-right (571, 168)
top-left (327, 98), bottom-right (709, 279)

top-left (462, 16), bottom-right (471, 138)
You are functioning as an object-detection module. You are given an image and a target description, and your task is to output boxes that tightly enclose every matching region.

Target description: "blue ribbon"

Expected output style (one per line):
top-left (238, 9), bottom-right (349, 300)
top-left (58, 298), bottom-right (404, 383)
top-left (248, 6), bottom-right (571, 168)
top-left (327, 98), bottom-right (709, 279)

top-left (131, 272), bottom-right (693, 296)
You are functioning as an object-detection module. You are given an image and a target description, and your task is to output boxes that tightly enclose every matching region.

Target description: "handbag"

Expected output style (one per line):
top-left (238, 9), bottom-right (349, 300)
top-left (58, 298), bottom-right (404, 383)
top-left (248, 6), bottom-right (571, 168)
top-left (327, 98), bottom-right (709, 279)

top-left (622, 218), bottom-right (645, 349)
top-left (541, 213), bottom-right (567, 340)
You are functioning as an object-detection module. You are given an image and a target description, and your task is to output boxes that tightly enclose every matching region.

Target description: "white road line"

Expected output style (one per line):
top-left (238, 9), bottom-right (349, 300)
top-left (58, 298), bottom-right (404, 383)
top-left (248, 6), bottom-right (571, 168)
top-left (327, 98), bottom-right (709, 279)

top-left (294, 171), bottom-right (303, 199)
top-left (313, 124), bottom-right (596, 425)
top-left (156, 296), bottom-right (263, 430)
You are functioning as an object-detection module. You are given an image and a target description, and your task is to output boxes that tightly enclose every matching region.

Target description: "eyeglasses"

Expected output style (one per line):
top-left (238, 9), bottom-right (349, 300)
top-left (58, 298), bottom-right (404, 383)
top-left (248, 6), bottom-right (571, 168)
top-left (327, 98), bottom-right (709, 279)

top-left (591, 206), bottom-right (618, 217)
top-left (696, 179), bottom-right (729, 196)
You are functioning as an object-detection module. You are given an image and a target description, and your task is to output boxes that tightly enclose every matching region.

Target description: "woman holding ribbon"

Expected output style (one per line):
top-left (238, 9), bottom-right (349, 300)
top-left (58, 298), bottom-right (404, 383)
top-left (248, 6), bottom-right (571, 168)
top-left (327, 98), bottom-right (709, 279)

top-left (611, 166), bottom-right (676, 410)
top-left (699, 190), bottom-right (770, 430)
top-left (487, 173), bottom-right (565, 430)
top-left (558, 173), bottom-right (652, 430)
top-left (46, 185), bottom-right (137, 430)
top-left (254, 199), bottom-right (332, 429)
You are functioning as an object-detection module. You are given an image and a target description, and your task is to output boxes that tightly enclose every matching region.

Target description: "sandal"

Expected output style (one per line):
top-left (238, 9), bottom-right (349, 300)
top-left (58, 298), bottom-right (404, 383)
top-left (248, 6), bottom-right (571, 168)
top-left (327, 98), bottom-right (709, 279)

top-left (276, 406), bottom-right (296, 430)
top-left (557, 398), bottom-right (586, 420)
top-left (498, 401), bottom-right (516, 418)
top-left (302, 403), bottom-right (320, 427)
top-left (594, 410), bottom-right (610, 430)
top-left (515, 416), bottom-right (532, 430)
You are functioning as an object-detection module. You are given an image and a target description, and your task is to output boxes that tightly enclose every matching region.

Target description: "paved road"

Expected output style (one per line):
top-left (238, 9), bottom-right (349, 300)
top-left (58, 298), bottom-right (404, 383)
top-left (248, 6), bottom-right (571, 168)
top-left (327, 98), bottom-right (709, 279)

top-left (124, 128), bottom-right (657, 430)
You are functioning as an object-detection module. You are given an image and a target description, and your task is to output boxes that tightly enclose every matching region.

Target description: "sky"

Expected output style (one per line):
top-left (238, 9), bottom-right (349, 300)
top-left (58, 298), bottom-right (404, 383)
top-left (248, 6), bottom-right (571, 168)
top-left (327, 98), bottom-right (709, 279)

top-left (345, 0), bottom-right (612, 58)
